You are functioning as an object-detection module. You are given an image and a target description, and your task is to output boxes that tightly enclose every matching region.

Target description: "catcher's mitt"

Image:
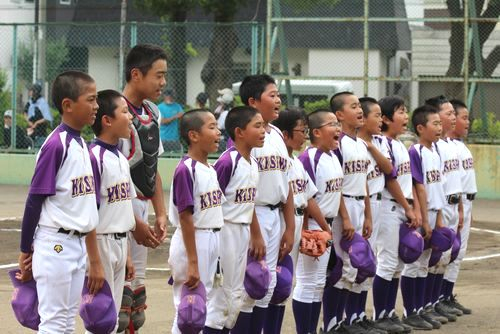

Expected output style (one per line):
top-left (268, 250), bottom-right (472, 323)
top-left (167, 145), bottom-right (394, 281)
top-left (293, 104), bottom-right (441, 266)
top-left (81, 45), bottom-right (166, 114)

top-left (299, 230), bottom-right (333, 258)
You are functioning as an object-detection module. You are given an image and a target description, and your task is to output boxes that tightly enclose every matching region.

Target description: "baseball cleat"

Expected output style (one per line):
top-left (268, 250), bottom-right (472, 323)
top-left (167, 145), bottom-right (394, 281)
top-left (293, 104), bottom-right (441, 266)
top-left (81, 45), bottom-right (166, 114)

top-left (374, 316), bottom-right (405, 334)
top-left (389, 314), bottom-right (413, 333)
top-left (357, 317), bottom-right (389, 334)
top-left (434, 302), bottom-right (457, 322)
top-left (445, 296), bottom-right (471, 315)
top-left (402, 312), bottom-right (433, 330)
top-left (423, 305), bottom-right (448, 324)
top-left (436, 300), bottom-right (462, 316)
top-left (419, 311), bottom-right (441, 329)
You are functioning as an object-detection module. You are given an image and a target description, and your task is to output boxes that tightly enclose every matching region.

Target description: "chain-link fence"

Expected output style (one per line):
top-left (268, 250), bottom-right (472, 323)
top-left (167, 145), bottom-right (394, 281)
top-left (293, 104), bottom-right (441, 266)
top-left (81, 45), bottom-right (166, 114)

top-left (0, 0), bottom-right (499, 153)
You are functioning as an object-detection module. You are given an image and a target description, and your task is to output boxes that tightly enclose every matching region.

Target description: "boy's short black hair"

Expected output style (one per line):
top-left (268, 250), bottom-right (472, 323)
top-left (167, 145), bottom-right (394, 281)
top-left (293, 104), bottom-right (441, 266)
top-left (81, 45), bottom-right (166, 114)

top-left (92, 89), bottom-right (123, 136)
top-left (412, 104), bottom-right (439, 136)
top-left (378, 95), bottom-right (406, 132)
top-left (180, 109), bottom-right (212, 145)
top-left (52, 70), bottom-right (95, 114)
top-left (272, 107), bottom-right (307, 139)
top-left (307, 109), bottom-right (334, 143)
top-left (359, 97), bottom-right (379, 117)
top-left (239, 74), bottom-right (276, 106)
top-left (330, 91), bottom-right (354, 113)
top-left (425, 95), bottom-right (449, 110)
top-left (125, 44), bottom-right (168, 82)
top-left (225, 106), bottom-right (258, 141)
top-left (450, 99), bottom-right (467, 114)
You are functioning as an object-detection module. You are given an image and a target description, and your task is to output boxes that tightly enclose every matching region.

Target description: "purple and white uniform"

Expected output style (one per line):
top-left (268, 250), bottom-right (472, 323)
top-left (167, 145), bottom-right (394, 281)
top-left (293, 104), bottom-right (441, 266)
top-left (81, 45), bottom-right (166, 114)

top-left (444, 139), bottom-right (477, 283)
top-left (168, 156), bottom-right (224, 334)
top-left (403, 143), bottom-right (445, 278)
top-left (89, 139), bottom-right (136, 333)
top-left (20, 123), bottom-right (98, 333)
top-left (251, 124), bottom-right (291, 308)
top-left (207, 147), bottom-right (259, 328)
top-left (294, 147), bottom-right (343, 303)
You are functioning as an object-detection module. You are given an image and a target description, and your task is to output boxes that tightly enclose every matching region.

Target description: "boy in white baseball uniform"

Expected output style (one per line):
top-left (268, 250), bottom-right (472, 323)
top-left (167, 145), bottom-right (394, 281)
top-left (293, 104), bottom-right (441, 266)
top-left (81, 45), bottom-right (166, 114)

top-left (232, 74), bottom-right (295, 334)
top-left (205, 106), bottom-right (266, 333)
top-left (424, 96), bottom-right (464, 320)
top-left (372, 96), bottom-right (418, 334)
top-left (17, 71), bottom-right (100, 333)
top-left (327, 92), bottom-right (373, 333)
top-left (443, 99), bottom-right (476, 314)
top-left (401, 105), bottom-right (446, 330)
top-left (272, 108), bottom-right (330, 334)
top-left (168, 109), bottom-right (224, 334)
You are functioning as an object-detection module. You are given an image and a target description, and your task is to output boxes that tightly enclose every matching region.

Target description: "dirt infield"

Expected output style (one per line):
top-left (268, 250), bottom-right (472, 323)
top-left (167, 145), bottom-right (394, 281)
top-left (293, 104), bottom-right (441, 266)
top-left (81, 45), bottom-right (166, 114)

top-left (1, 185), bottom-right (499, 333)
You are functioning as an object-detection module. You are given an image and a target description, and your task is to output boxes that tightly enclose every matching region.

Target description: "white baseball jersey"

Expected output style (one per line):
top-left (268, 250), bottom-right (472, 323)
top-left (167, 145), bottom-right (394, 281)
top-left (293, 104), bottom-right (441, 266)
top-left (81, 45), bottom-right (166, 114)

top-left (408, 143), bottom-right (446, 211)
top-left (213, 147), bottom-right (259, 224)
top-left (169, 156), bottom-right (225, 229)
top-left (382, 137), bottom-right (413, 200)
top-left (334, 133), bottom-right (370, 197)
top-left (365, 135), bottom-right (391, 195)
top-left (300, 147), bottom-right (343, 220)
top-left (288, 155), bottom-right (318, 209)
top-left (451, 139), bottom-right (477, 194)
top-left (31, 123), bottom-right (98, 232)
top-left (435, 138), bottom-right (462, 196)
top-left (89, 140), bottom-right (137, 233)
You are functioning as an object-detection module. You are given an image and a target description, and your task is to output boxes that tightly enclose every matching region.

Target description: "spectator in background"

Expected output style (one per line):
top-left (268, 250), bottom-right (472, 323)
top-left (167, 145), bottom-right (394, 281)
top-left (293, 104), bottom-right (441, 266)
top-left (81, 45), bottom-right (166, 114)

top-left (25, 82), bottom-right (52, 146)
top-left (195, 91), bottom-right (209, 109)
top-left (158, 88), bottom-right (183, 152)
top-left (214, 88), bottom-right (234, 151)
top-left (3, 110), bottom-right (31, 149)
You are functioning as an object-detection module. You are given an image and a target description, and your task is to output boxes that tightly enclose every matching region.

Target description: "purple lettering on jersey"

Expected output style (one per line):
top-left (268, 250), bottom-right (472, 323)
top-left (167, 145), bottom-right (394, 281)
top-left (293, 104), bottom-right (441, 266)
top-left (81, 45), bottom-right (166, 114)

top-left (106, 182), bottom-right (132, 204)
top-left (426, 170), bottom-right (442, 184)
top-left (325, 178), bottom-right (343, 193)
top-left (256, 155), bottom-right (288, 172)
top-left (443, 159), bottom-right (460, 174)
top-left (367, 165), bottom-right (382, 180)
top-left (71, 175), bottom-right (96, 197)
top-left (200, 189), bottom-right (223, 211)
top-left (462, 157), bottom-right (473, 170)
top-left (289, 178), bottom-right (308, 195)
top-left (343, 159), bottom-right (370, 175)
top-left (398, 161), bottom-right (411, 176)
top-left (235, 187), bottom-right (257, 204)
top-left (173, 157), bottom-right (195, 213)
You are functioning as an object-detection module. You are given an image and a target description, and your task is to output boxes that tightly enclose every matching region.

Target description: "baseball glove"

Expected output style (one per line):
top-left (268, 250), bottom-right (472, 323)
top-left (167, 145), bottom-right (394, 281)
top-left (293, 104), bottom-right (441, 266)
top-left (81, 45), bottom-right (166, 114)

top-left (299, 230), bottom-right (333, 258)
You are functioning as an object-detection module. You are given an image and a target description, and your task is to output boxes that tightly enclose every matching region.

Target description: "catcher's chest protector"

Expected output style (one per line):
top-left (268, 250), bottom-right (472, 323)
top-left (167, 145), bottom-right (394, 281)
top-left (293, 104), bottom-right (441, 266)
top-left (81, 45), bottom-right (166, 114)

top-left (127, 101), bottom-right (160, 198)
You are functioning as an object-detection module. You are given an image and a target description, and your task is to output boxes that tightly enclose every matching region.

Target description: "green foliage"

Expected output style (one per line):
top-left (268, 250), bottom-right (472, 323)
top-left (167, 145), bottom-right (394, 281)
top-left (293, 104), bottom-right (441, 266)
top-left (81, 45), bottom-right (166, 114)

top-left (185, 42), bottom-right (198, 57)
top-left (18, 42), bottom-right (34, 85)
top-left (0, 69), bottom-right (11, 114)
top-left (471, 112), bottom-right (500, 141)
top-left (303, 98), bottom-right (329, 114)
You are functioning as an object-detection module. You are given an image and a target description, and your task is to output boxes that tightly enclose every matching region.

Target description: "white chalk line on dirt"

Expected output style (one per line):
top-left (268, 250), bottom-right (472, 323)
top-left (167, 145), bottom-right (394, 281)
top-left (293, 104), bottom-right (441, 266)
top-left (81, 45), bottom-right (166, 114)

top-left (0, 262), bottom-right (171, 272)
top-left (470, 227), bottom-right (500, 236)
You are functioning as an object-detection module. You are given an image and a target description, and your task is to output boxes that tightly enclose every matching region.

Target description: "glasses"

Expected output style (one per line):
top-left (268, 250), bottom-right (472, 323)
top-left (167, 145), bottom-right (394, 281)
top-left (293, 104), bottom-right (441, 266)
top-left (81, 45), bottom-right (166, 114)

top-left (316, 121), bottom-right (341, 129)
top-left (293, 128), bottom-right (309, 135)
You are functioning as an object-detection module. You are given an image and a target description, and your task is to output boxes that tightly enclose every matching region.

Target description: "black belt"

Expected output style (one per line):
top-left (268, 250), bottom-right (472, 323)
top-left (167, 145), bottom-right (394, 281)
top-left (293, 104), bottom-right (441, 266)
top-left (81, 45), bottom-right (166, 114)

top-left (295, 208), bottom-right (305, 216)
top-left (265, 202), bottom-right (282, 210)
top-left (196, 227), bottom-right (221, 232)
top-left (343, 194), bottom-right (365, 201)
top-left (58, 228), bottom-right (88, 237)
top-left (466, 193), bottom-right (476, 201)
top-left (389, 198), bottom-right (414, 206)
top-left (370, 192), bottom-right (382, 201)
top-left (325, 217), bottom-right (334, 225)
top-left (102, 232), bottom-right (127, 240)
top-left (446, 193), bottom-right (461, 205)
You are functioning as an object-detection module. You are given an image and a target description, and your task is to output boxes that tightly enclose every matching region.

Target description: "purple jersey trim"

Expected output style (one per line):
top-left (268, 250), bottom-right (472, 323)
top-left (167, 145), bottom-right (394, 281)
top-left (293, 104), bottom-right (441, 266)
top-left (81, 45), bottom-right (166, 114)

top-left (384, 137), bottom-right (398, 180)
top-left (408, 145), bottom-right (424, 184)
top-left (299, 148), bottom-right (316, 184)
top-left (20, 194), bottom-right (47, 253)
top-left (89, 146), bottom-right (103, 209)
top-left (226, 137), bottom-right (234, 150)
top-left (172, 156), bottom-right (195, 213)
top-left (214, 147), bottom-right (236, 195)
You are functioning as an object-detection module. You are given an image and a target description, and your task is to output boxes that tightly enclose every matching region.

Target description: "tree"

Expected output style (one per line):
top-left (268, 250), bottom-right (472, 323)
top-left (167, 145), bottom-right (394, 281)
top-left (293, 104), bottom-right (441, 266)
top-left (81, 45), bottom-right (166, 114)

top-left (445, 0), bottom-right (500, 99)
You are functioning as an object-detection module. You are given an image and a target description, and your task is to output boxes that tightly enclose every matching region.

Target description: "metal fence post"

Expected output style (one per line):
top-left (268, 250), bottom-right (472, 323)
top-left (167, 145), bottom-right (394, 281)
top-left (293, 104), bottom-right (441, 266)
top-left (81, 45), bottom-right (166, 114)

top-left (251, 22), bottom-right (258, 75)
top-left (463, 0), bottom-right (469, 104)
top-left (363, 0), bottom-right (369, 96)
top-left (266, 0), bottom-right (272, 74)
top-left (11, 24), bottom-right (18, 150)
top-left (130, 21), bottom-right (137, 47)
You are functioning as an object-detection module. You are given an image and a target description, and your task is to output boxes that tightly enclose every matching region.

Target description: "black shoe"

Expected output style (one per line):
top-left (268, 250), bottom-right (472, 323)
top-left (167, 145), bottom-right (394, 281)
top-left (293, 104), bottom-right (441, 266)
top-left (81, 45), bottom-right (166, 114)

top-left (423, 306), bottom-right (448, 324)
top-left (402, 312), bottom-right (433, 330)
top-left (357, 317), bottom-right (388, 334)
top-left (446, 295), bottom-right (472, 315)
top-left (374, 317), bottom-right (404, 334)
top-left (338, 321), bottom-right (369, 334)
top-left (434, 302), bottom-right (457, 322)
top-left (419, 311), bottom-right (441, 329)
top-left (437, 300), bottom-right (463, 316)
top-left (389, 314), bottom-right (413, 334)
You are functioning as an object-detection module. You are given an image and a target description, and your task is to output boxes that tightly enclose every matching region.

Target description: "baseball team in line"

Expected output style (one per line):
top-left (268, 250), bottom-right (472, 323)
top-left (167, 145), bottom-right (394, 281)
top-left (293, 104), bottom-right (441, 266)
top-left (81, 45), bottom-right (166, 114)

top-left (11, 43), bottom-right (476, 334)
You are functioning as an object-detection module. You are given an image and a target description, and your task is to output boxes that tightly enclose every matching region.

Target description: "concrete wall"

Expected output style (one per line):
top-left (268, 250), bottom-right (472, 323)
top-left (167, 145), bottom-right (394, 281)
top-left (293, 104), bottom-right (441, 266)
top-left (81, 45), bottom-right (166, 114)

top-left (1, 144), bottom-right (498, 199)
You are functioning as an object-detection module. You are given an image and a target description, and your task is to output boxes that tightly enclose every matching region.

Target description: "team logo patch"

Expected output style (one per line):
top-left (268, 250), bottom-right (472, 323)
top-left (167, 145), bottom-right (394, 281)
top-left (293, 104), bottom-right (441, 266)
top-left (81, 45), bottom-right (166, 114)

top-left (54, 244), bottom-right (63, 253)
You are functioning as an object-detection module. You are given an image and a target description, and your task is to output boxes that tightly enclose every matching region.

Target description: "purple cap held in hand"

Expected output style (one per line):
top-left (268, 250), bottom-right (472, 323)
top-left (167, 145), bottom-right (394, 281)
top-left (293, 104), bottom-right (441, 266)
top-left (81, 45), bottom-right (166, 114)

top-left (430, 227), bottom-right (455, 252)
top-left (177, 282), bottom-right (207, 334)
top-left (8, 269), bottom-right (40, 330)
top-left (399, 223), bottom-right (424, 264)
top-left (270, 255), bottom-right (293, 304)
top-left (244, 255), bottom-right (271, 300)
top-left (429, 249), bottom-right (443, 267)
top-left (340, 233), bottom-right (376, 283)
top-left (80, 277), bottom-right (117, 334)
top-left (449, 232), bottom-right (461, 263)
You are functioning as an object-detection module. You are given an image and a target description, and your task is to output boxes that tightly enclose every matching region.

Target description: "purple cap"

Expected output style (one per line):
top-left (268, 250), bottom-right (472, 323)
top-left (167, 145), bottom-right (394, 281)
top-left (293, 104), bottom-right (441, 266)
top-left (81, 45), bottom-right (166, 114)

top-left (244, 255), bottom-right (271, 300)
top-left (449, 232), bottom-right (461, 263)
top-left (8, 270), bottom-right (40, 330)
top-left (399, 223), bottom-right (424, 264)
top-left (270, 255), bottom-right (293, 304)
top-left (429, 249), bottom-right (443, 267)
top-left (177, 282), bottom-right (207, 334)
top-left (430, 227), bottom-right (455, 252)
top-left (327, 254), bottom-right (343, 286)
top-left (340, 233), bottom-right (376, 283)
top-left (80, 278), bottom-right (117, 334)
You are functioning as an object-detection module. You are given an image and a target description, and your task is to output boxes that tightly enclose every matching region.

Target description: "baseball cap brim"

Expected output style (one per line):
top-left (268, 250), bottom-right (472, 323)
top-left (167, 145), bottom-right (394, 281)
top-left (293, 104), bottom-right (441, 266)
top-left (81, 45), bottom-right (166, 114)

top-left (8, 269), bottom-right (40, 330)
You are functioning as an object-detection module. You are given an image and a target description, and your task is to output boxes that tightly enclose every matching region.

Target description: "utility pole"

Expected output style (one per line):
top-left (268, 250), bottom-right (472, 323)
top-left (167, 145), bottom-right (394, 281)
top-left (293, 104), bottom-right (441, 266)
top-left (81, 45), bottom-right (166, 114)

top-left (119, 0), bottom-right (127, 90)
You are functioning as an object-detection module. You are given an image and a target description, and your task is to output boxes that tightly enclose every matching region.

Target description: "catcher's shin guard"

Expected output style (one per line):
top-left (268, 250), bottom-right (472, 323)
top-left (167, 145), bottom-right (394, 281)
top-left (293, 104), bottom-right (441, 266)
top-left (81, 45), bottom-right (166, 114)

top-left (118, 285), bottom-right (134, 332)
top-left (131, 286), bottom-right (147, 330)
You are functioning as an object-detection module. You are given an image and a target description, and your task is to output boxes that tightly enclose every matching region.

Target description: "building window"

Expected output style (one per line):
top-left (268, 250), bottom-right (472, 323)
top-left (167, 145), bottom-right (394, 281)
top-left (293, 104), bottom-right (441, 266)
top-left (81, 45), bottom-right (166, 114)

top-left (60, 0), bottom-right (71, 5)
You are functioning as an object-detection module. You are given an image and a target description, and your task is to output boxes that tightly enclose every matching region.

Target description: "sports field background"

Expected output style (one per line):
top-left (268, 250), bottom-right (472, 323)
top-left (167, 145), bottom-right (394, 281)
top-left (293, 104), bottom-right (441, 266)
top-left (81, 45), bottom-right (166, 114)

top-left (1, 185), bottom-right (500, 333)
